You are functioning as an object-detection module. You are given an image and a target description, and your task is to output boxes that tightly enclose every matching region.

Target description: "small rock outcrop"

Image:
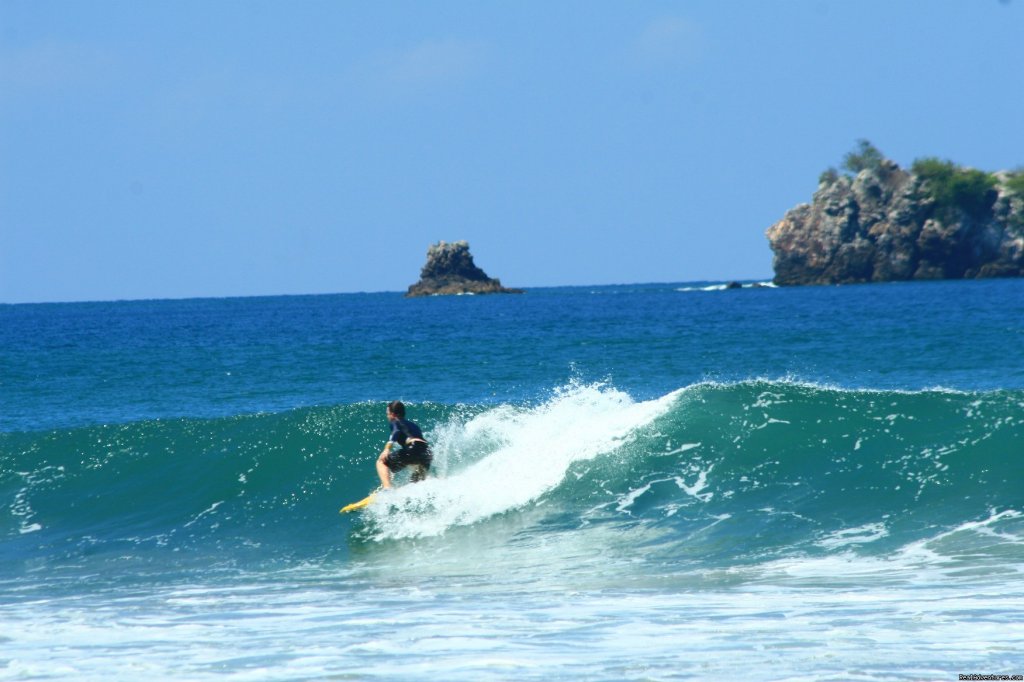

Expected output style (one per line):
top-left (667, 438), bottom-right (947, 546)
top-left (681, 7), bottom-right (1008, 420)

top-left (766, 153), bottom-right (1024, 286)
top-left (406, 241), bottom-right (523, 297)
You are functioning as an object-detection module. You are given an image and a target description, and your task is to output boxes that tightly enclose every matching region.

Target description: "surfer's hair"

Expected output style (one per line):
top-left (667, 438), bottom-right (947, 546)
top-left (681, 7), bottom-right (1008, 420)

top-left (387, 400), bottom-right (405, 418)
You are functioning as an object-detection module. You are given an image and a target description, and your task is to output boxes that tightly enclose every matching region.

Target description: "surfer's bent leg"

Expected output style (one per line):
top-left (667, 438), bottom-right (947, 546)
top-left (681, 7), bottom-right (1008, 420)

top-left (376, 451), bottom-right (393, 489)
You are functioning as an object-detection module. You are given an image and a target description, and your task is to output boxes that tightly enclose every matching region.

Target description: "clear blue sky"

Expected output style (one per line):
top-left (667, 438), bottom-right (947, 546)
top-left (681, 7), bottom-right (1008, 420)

top-left (2, 0), bottom-right (1022, 303)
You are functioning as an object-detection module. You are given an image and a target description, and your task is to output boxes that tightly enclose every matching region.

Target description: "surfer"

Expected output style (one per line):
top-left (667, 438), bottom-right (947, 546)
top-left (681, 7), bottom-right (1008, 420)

top-left (376, 400), bottom-right (432, 489)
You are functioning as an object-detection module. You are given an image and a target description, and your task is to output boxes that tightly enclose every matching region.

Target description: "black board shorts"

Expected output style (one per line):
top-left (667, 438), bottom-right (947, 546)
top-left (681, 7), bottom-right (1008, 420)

top-left (384, 441), bottom-right (432, 473)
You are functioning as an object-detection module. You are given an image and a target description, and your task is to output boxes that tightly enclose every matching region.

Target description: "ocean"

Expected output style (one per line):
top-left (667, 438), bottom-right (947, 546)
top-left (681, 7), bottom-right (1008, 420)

top-left (2, 278), bottom-right (1023, 680)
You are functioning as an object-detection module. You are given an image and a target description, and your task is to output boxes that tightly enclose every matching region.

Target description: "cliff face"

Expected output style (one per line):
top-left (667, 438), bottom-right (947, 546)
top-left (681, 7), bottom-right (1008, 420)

top-left (766, 160), bottom-right (1024, 285)
top-left (406, 241), bottom-right (523, 297)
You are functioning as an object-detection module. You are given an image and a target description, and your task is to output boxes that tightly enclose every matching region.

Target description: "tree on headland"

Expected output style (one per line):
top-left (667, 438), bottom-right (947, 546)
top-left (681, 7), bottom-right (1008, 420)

top-left (818, 167), bottom-right (840, 186)
top-left (818, 139), bottom-right (885, 185)
top-left (842, 139), bottom-right (885, 175)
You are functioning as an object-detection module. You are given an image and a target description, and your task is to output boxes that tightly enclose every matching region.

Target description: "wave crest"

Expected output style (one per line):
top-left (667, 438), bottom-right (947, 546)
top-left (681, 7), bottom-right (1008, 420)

top-left (4, 380), bottom-right (1022, 570)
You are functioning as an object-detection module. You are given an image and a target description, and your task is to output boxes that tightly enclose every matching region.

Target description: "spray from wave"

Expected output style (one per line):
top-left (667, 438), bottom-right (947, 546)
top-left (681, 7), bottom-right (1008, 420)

top-left (360, 382), bottom-right (680, 539)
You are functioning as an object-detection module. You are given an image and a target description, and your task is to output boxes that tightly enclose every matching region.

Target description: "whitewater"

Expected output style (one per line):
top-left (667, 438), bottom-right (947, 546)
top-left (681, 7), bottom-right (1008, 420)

top-left (2, 279), bottom-right (1023, 680)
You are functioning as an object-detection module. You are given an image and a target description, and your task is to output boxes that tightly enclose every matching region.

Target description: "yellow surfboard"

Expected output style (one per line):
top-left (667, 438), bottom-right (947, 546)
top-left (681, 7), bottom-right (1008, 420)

top-left (339, 492), bottom-right (377, 514)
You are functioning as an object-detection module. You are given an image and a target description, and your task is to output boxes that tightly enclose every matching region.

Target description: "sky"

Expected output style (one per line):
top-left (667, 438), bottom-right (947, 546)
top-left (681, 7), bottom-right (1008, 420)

top-left (1, 0), bottom-right (1023, 303)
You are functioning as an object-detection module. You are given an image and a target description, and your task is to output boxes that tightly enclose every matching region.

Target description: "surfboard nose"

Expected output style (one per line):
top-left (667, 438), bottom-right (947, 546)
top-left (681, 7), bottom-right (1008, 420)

top-left (340, 493), bottom-right (377, 513)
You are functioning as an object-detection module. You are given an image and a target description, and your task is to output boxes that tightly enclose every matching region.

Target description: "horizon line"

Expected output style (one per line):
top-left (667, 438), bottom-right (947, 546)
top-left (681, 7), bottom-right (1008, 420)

top-left (0, 276), bottom-right (777, 306)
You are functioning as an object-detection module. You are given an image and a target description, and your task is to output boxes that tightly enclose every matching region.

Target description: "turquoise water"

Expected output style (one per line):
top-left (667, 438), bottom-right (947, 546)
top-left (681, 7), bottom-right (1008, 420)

top-left (2, 279), bottom-right (1023, 679)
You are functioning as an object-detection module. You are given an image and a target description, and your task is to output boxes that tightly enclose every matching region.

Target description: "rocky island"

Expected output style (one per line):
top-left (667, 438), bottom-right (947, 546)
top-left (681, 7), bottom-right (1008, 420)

top-left (766, 141), bottom-right (1024, 285)
top-left (406, 241), bottom-right (524, 297)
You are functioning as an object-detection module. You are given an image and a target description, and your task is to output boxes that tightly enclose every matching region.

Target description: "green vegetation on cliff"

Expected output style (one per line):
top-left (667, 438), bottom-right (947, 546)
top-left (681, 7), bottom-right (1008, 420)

top-left (819, 139), bottom-right (886, 185)
top-left (910, 157), bottom-right (998, 222)
top-left (1007, 169), bottom-right (1024, 197)
top-left (842, 139), bottom-right (885, 175)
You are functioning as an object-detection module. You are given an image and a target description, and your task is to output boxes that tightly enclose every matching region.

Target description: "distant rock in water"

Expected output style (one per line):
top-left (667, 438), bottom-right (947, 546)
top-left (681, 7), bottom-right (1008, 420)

top-left (406, 241), bottom-right (524, 297)
top-left (766, 148), bottom-right (1024, 286)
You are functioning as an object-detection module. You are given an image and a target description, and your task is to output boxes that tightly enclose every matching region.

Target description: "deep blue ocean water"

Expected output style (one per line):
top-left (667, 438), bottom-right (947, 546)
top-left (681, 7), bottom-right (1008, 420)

top-left (2, 279), bottom-right (1023, 680)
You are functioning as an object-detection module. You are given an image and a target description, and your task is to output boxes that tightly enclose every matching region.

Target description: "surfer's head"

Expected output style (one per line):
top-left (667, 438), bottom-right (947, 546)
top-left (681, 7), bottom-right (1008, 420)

top-left (387, 400), bottom-right (405, 420)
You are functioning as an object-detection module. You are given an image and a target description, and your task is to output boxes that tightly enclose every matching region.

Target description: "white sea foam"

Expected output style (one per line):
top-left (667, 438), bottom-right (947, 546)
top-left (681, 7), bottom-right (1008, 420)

top-left (673, 465), bottom-right (714, 502)
top-left (183, 501), bottom-right (225, 529)
top-left (815, 522), bottom-right (890, 549)
top-left (661, 442), bottom-right (701, 457)
top-left (5, 540), bottom-right (1021, 682)
top-left (676, 283), bottom-right (731, 292)
top-left (9, 466), bottom-right (65, 535)
top-left (675, 280), bottom-right (777, 292)
top-left (615, 482), bottom-right (653, 512)
top-left (2, 509), bottom-right (1021, 682)
top-left (758, 508), bottom-right (1024, 586)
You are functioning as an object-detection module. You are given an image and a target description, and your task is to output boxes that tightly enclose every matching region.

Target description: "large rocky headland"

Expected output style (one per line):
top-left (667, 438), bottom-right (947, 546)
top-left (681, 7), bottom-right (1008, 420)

top-left (406, 241), bottom-right (523, 297)
top-left (766, 142), bottom-right (1024, 285)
